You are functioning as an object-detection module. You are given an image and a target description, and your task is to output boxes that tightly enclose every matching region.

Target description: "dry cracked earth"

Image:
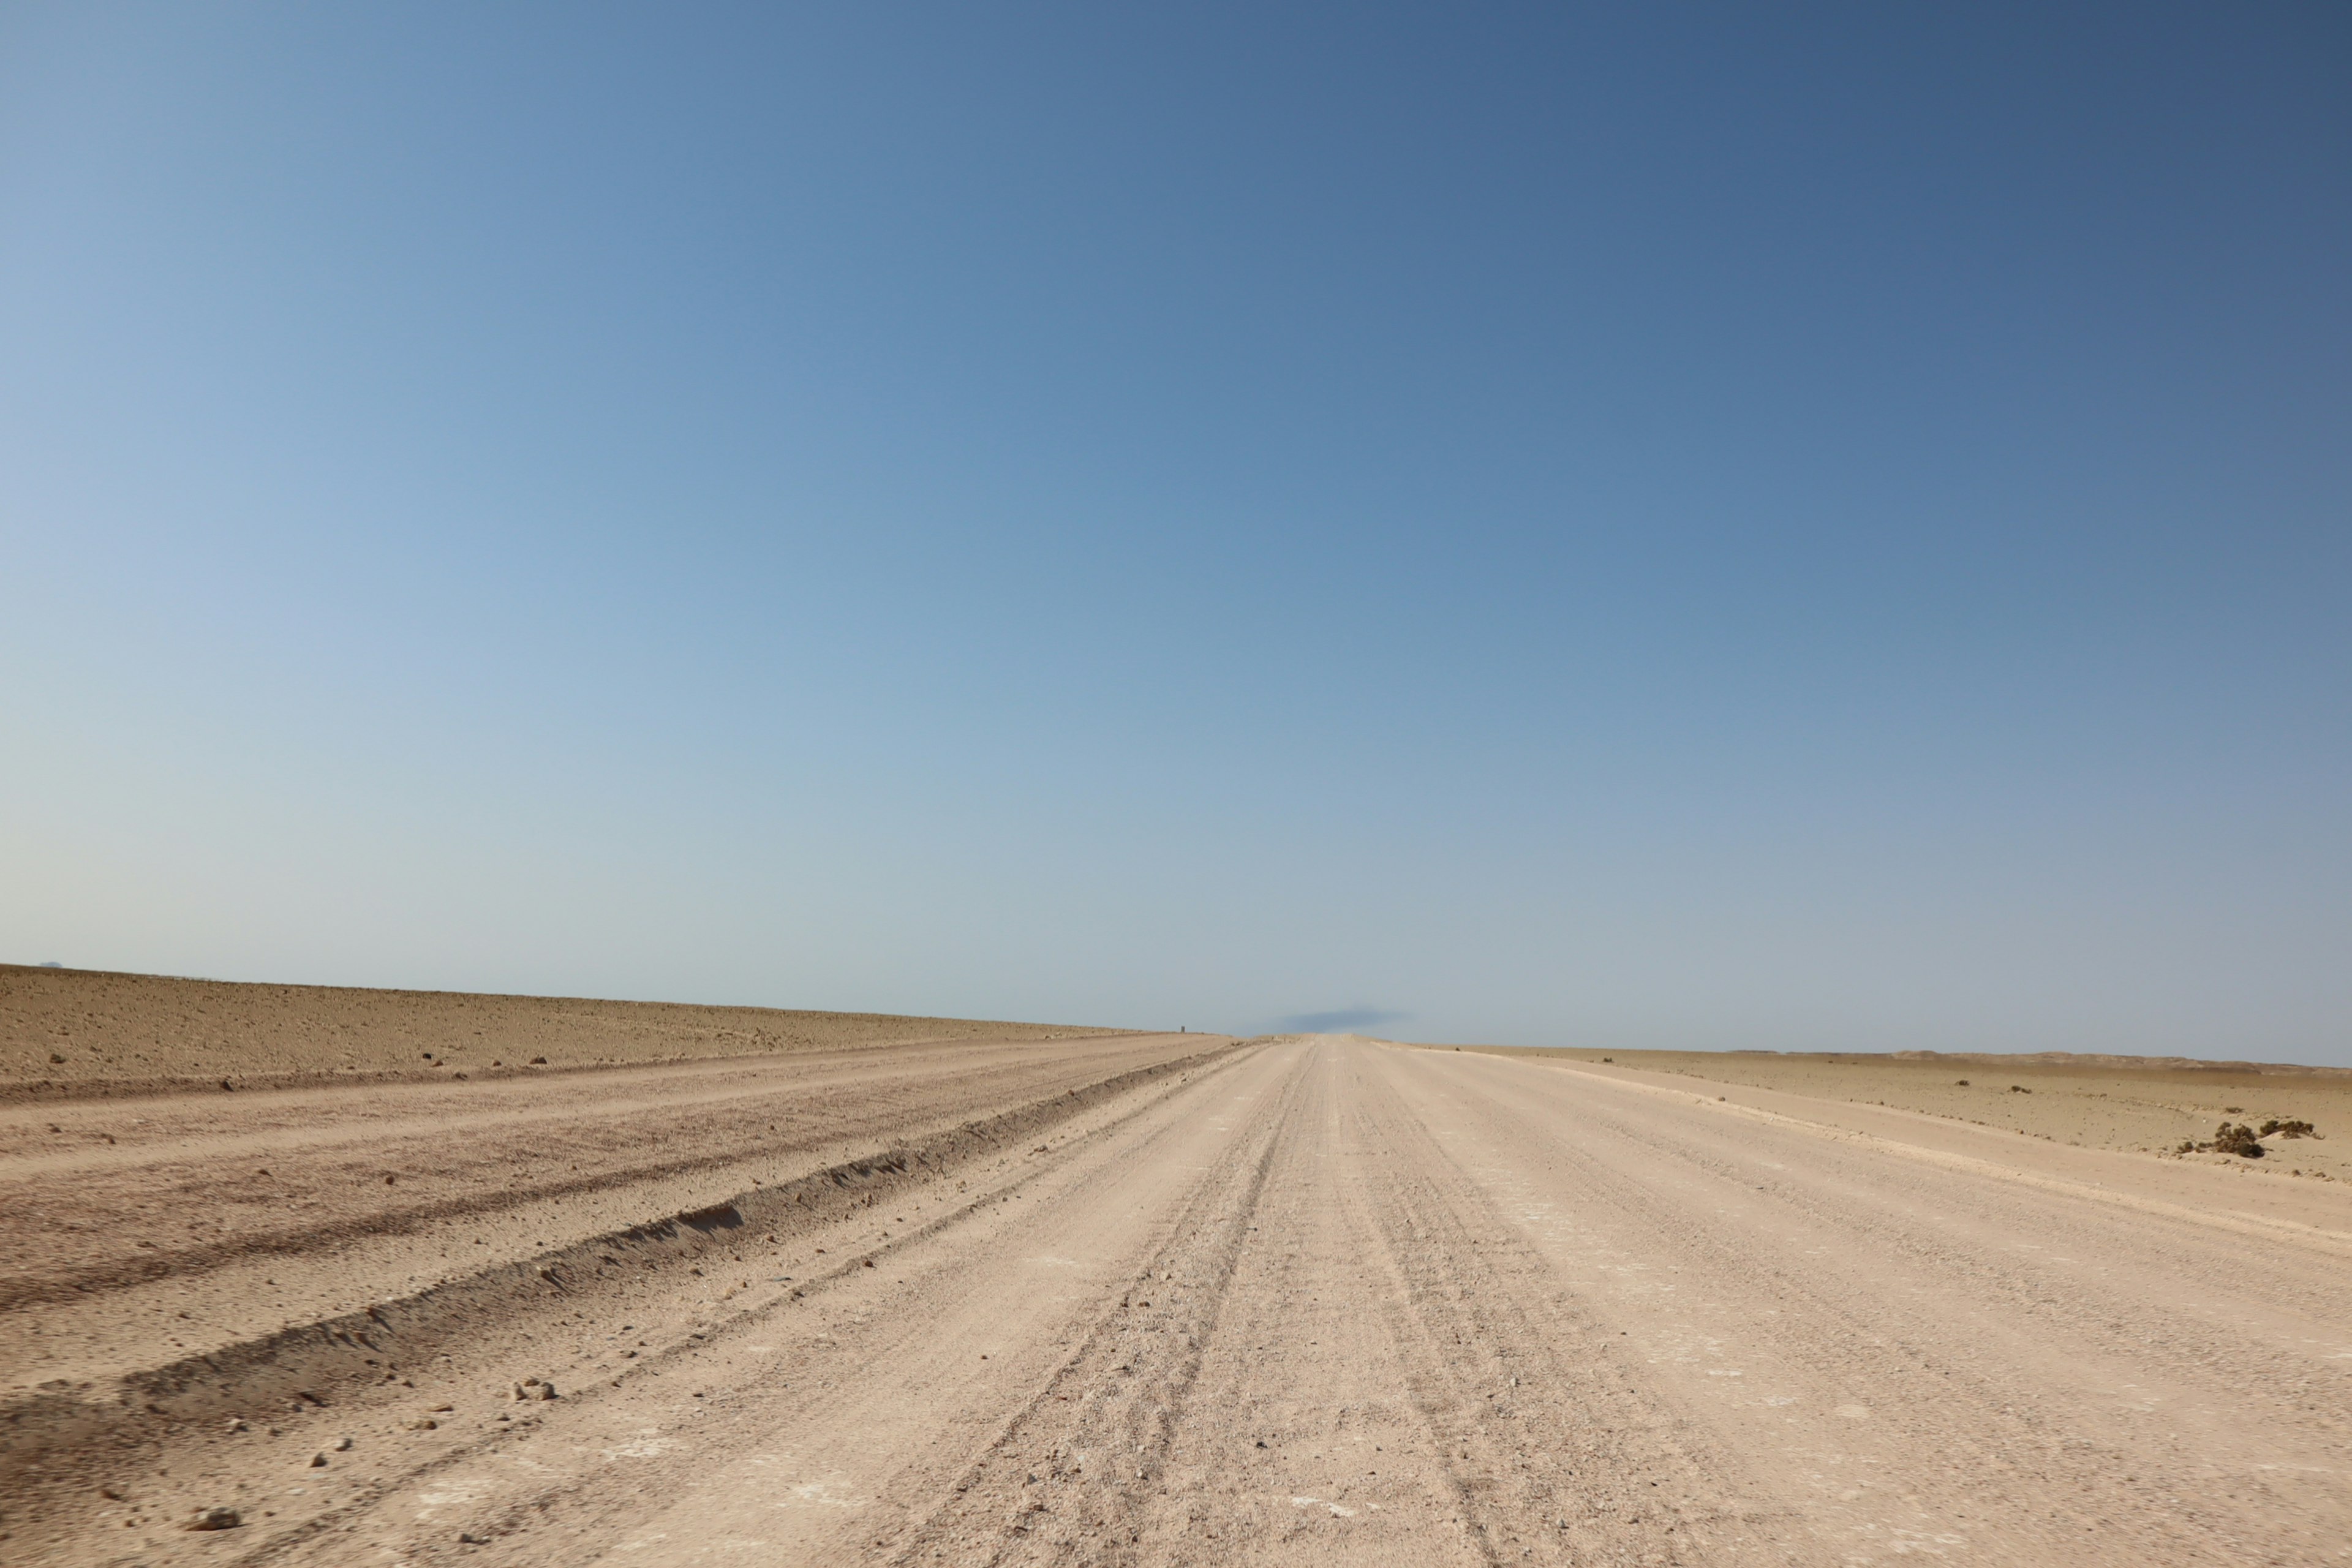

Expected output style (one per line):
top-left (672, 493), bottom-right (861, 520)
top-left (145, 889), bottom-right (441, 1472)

top-left (6, 1033), bottom-right (2350, 1566)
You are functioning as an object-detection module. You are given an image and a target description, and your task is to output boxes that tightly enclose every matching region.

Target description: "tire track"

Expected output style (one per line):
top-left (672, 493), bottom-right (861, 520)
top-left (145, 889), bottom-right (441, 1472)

top-left (27, 1035), bottom-right (2347, 1567)
top-left (3, 1049), bottom-right (1202, 1314)
top-left (1386, 1046), bottom-right (2352, 1566)
top-left (874, 1047), bottom-right (1312, 1565)
top-left (1343, 1048), bottom-right (1778, 1566)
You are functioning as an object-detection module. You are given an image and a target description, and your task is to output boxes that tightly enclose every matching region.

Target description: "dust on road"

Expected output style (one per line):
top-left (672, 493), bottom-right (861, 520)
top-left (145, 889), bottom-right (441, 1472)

top-left (7, 1036), bottom-right (2348, 1565)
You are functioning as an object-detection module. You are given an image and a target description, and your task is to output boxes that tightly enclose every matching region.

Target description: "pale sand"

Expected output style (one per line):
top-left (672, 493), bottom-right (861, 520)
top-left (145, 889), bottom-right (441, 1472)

top-left (1434, 1042), bottom-right (2352, 1183)
top-left (6, 993), bottom-right (2350, 1563)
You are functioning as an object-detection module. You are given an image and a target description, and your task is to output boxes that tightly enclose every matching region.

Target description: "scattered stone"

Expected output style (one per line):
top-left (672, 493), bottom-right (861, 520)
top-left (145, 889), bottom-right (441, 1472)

top-left (406, 1418), bottom-right (439, 1431)
top-left (2261, 1118), bottom-right (2318, 1139)
top-left (186, 1506), bottom-right (241, 1531)
top-left (513, 1377), bottom-right (558, 1401)
top-left (309, 1453), bottom-right (328, 1468)
top-left (224, 1417), bottom-right (247, 1433)
top-left (334, 1436), bottom-right (354, 1451)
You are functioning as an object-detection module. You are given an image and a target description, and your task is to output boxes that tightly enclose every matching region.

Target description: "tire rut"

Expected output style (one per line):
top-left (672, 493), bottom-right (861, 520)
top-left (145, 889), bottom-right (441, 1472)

top-left (2, 1055), bottom-right (1191, 1314)
top-left (227, 1046), bottom-right (1272, 1568)
top-left (873, 1052), bottom-right (1312, 1566)
top-left (1342, 1050), bottom-right (1782, 1566)
top-left (1393, 1049), bottom-right (2352, 1566)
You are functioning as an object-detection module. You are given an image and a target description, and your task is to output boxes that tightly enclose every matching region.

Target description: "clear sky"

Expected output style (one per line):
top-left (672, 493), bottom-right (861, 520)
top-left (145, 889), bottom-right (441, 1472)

top-left (4, 4), bottom-right (2347, 1060)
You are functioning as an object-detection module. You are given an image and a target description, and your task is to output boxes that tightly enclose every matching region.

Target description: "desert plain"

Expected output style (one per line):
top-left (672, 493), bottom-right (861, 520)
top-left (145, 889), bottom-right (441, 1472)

top-left (4, 965), bottom-right (2348, 1566)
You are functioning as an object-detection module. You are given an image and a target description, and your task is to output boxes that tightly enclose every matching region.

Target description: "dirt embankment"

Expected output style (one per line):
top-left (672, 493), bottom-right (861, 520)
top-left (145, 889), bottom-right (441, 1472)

top-left (1434, 1043), bottom-right (2352, 1182)
top-left (2, 965), bottom-right (1136, 1098)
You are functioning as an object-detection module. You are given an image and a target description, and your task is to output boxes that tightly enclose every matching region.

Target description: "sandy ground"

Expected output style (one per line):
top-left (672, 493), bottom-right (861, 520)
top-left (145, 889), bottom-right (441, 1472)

top-left (2, 965), bottom-right (1129, 1095)
top-left (1458, 1045), bottom-right (2352, 1184)
top-left (7, 1031), bottom-right (2349, 1565)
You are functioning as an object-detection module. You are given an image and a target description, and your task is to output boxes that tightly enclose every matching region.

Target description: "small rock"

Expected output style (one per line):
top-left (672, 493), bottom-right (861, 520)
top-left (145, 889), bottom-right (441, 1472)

top-left (224, 1417), bottom-right (248, 1434)
top-left (309, 1453), bottom-right (328, 1468)
top-left (334, 1436), bottom-right (354, 1451)
top-left (186, 1506), bottom-right (241, 1531)
top-left (406, 1418), bottom-right (439, 1431)
top-left (512, 1377), bottom-right (558, 1401)
top-left (459, 1530), bottom-right (488, 1544)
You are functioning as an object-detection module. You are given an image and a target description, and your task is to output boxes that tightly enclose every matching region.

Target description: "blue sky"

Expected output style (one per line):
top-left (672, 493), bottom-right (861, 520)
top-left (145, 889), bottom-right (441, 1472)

top-left (4, 4), bottom-right (2348, 1060)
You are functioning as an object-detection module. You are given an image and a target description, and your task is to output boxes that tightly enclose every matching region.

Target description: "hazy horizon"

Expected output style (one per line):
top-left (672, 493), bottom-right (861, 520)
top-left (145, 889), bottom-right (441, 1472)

top-left (5, 5), bottom-right (2348, 1063)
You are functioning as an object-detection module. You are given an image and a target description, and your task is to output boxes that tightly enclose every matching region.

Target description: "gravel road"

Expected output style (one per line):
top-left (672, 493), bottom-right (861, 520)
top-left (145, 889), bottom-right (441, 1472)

top-left (9, 1036), bottom-right (2348, 1565)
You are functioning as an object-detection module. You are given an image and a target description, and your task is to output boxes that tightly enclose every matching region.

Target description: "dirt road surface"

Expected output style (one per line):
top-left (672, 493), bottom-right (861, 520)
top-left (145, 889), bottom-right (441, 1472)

top-left (9, 1036), bottom-right (2348, 1565)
